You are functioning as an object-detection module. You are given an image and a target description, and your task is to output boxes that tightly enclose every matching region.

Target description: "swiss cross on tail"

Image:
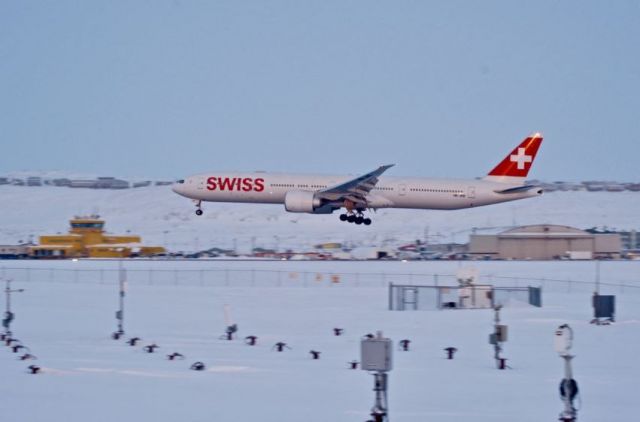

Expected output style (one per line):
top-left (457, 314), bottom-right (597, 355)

top-left (486, 133), bottom-right (543, 180)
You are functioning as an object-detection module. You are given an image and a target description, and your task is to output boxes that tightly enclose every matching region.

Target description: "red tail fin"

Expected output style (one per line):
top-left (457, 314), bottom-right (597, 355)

top-left (487, 133), bottom-right (543, 179)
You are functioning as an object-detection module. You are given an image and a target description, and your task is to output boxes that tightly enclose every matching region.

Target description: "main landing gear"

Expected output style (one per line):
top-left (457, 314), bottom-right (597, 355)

top-left (194, 200), bottom-right (203, 216)
top-left (339, 212), bottom-right (372, 225)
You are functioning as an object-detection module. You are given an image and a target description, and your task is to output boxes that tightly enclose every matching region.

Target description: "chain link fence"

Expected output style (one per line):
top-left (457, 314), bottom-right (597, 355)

top-left (1, 262), bottom-right (639, 294)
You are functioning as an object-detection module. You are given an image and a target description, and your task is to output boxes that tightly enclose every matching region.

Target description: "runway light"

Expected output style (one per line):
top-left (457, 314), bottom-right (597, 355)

top-left (401, 259), bottom-right (408, 263)
top-left (72, 258), bottom-right (79, 262)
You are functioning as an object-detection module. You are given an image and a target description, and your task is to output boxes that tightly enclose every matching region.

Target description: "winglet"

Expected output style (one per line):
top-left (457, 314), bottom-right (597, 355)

top-left (375, 164), bottom-right (395, 175)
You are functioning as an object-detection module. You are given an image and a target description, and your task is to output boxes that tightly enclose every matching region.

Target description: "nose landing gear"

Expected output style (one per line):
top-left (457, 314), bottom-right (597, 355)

top-left (194, 200), bottom-right (203, 216)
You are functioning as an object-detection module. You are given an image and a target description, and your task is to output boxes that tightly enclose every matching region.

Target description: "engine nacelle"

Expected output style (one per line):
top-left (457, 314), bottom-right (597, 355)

top-left (284, 190), bottom-right (326, 213)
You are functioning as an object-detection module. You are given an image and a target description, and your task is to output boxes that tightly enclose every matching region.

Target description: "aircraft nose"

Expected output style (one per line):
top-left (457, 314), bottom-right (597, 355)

top-left (172, 179), bottom-right (186, 195)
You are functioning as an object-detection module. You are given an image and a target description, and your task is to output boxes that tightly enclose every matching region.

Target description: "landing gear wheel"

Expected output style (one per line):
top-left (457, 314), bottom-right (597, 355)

top-left (363, 218), bottom-right (372, 226)
top-left (355, 216), bottom-right (364, 225)
top-left (339, 214), bottom-right (348, 222)
top-left (347, 215), bottom-right (356, 223)
top-left (194, 200), bottom-right (203, 216)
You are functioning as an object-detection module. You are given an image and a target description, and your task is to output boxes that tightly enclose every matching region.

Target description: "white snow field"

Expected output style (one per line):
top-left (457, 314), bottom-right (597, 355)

top-left (1, 184), bottom-right (640, 251)
top-left (1, 260), bottom-right (639, 422)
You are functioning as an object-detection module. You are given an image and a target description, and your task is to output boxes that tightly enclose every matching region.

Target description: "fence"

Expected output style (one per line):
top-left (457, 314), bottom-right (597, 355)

top-left (0, 264), bottom-right (639, 293)
top-left (388, 283), bottom-right (542, 311)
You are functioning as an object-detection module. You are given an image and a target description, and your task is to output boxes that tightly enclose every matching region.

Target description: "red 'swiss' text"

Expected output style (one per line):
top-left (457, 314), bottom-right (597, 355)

top-left (206, 177), bottom-right (265, 192)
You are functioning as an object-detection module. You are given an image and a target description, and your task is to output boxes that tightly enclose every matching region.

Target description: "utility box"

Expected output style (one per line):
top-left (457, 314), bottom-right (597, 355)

top-left (593, 295), bottom-right (615, 319)
top-left (489, 325), bottom-right (508, 344)
top-left (361, 335), bottom-right (393, 372)
top-left (496, 325), bottom-right (508, 342)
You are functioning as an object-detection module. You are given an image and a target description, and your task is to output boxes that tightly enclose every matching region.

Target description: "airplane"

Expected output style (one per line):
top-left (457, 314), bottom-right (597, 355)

top-left (172, 133), bottom-right (543, 225)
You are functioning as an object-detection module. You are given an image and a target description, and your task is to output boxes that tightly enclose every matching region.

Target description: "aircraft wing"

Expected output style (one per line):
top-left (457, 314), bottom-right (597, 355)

top-left (316, 164), bottom-right (395, 206)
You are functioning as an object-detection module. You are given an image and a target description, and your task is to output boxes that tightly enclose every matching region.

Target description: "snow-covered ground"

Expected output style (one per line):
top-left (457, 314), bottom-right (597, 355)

top-left (1, 260), bottom-right (639, 421)
top-left (1, 184), bottom-right (639, 252)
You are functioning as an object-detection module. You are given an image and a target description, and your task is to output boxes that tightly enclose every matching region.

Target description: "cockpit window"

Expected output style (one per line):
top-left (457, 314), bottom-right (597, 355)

top-left (177, 179), bottom-right (185, 184)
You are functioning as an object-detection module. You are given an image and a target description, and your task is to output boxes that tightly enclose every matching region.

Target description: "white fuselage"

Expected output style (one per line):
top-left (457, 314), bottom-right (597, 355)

top-left (172, 171), bottom-right (542, 211)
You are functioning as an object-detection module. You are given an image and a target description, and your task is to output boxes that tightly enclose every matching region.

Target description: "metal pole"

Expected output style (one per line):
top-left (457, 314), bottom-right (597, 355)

top-left (371, 371), bottom-right (389, 422)
top-left (4, 280), bottom-right (10, 336)
top-left (116, 261), bottom-right (126, 336)
top-left (3, 279), bottom-right (24, 336)
top-left (5, 279), bottom-right (9, 317)
top-left (560, 354), bottom-right (577, 421)
top-left (494, 306), bottom-right (501, 367)
top-left (595, 260), bottom-right (601, 295)
top-left (556, 324), bottom-right (577, 422)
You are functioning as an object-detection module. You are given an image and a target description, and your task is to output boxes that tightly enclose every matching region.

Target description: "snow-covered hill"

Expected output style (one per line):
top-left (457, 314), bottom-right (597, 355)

top-left (1, 184), bottom-right (639, 252)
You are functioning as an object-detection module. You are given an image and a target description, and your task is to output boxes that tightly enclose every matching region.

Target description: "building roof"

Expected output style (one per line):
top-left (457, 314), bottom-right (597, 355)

top-left (471, 224), bottom-right (599, 239)
top-left (30, 245), bottom-right (75, 250)
top-left (502, 224), bottom-right (587, 234)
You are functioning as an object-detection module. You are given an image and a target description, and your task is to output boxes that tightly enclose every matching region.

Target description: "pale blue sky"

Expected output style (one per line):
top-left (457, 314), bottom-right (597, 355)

top-left (1, 1), bottom-right (639, 180)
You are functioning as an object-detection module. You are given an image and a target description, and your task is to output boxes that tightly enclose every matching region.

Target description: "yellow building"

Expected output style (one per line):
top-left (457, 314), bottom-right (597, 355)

top-left (30, 215), bottom-right (165, 259)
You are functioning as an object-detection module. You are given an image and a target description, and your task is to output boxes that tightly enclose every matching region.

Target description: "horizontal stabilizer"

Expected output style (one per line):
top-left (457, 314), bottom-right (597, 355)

top-left (494, 185), bottom-right (540, 194)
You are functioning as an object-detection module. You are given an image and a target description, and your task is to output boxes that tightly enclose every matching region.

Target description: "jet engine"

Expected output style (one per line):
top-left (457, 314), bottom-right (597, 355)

top-left (284, 190), bottom-right (334, 214)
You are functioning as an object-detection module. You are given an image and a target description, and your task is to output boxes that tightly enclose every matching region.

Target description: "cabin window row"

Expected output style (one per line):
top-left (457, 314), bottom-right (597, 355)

top-left (270, 183), bottom-right (295, 188)
top-left (409, 188), bottom-right (464, 194)
top-left (269, 183), bottom-right (328, 189)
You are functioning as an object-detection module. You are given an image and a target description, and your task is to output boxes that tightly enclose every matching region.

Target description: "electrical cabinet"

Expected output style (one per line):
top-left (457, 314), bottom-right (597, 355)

top-left (361, 337), bottom-right (393, 371)
top-left (496, 324), bottom-right (508, 342)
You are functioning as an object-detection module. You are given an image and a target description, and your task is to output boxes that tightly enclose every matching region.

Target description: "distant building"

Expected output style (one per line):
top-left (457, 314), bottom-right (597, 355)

top-left (601, 230), bottom-right (640, 252)
top-left (26, 176), bottom-right (42, 186)
top-left (95, 177), bottom-right (129, 189)
top-left (30, 215), bottom-right (165, 258)
top-left (51, 178), bottom-right (71, 187)
top-left (349, 247), bottom-right (396, 260)
top-left (469, 224), bottom-right (621, 260)
top-left (69, 179), bottom-right (99, 188)
top-left (69, 177), bottom-right (130, 189)
top-left (0, 244), bottom-right (31, 259)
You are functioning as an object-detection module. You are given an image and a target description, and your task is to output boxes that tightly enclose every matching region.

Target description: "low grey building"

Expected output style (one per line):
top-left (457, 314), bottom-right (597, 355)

top-left (26, 176), bottom-right (42, 186)
top-left (69, 177), bottom-right (130, 189)
top-left (469, 224), bottom-right (621, 260)
top-left (0, 244), bottom-right (30, 259)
